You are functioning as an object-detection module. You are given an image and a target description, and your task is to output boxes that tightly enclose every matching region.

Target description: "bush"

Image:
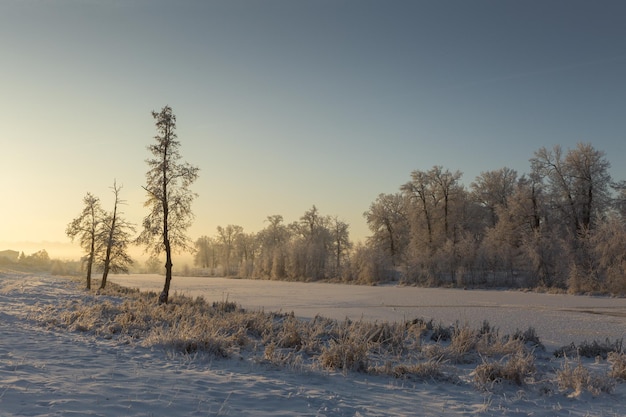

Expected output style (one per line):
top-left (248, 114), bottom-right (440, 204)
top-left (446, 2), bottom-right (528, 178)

top-left (319, 337), bottom-right (369, 372)
top-left (608, 352), bottom-right (626, 380)
top-left (554, 338), bottom-right (623, 359)
top-left (556, 359), bottom-right (614, 397)
top-left (473, 351), bottom-right (535, 389)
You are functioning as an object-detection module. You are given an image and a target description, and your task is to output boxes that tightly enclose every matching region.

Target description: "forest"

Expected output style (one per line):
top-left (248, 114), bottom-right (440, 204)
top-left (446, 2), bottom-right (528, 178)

top-left (193, 142), bottom-right (626, 295)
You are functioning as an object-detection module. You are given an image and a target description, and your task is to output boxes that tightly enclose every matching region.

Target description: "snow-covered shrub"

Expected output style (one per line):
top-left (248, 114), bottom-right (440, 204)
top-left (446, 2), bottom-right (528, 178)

top-left (554, 338), bottom-right (623, 359)
top-left (473, 351), bottom-right (535, 388)
top-left (608, 352), bottom-right (626, 380)
top-left (556, 359), bottom-right (614, 396)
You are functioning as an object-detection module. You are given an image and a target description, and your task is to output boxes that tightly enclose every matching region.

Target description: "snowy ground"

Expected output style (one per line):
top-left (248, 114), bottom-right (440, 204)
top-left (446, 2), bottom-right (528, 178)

top-left (2, 272), bottom-right (626, 416)
top-left (111, 274), bottom-right (626, 351)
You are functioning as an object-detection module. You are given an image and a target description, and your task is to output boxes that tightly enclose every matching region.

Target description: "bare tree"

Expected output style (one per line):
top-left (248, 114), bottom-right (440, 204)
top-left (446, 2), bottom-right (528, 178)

top-left (194, 236), bottom-right (216, 269)
top-left (401, 170), bottom-right (435, 245)
top-left (471, 167), bottom-right (518, 227)
top-left (255, 215), bottom-right (290, 278)
top-left (66, 193), bottom-right (103, 290)
top-left (363, 193), bottom-right (409, 265)
top-left (98, 181), bottom-right (135, 289)
top-left (330, 216), bottom-right (352, 277)
top-left (137, 105), bottom-right (199, 303)
top-left (530, 143), bottom-right (611, 236)
top-left (216, 224), bottom-right (243, 276)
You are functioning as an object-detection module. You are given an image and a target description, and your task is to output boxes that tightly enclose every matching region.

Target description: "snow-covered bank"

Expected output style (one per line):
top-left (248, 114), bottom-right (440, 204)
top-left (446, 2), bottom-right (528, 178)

top-left (2, 273), bottom-right (626, 416)
top-left (110, 274), bottom-right (626, 351)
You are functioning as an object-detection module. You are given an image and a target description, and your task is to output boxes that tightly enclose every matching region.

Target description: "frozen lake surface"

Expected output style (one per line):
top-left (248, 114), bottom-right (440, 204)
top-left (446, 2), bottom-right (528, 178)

top-left (111, 274), bottom-right (626, 351)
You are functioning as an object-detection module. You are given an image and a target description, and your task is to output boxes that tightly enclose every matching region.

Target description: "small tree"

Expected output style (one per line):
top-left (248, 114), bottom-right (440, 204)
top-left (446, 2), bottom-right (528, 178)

top-left (66, 193), bottom-right (103, 290)
top-left (137, 105), bottom-right (199, 303)
top-left (98, 180), bottom-right (135, 289)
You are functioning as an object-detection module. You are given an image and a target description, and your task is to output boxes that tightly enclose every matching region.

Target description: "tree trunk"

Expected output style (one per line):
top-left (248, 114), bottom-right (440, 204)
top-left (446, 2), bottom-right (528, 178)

top-left (85, 253), bottom-right (93, 290)
top-left (161, 239), bottom-right (173, 304)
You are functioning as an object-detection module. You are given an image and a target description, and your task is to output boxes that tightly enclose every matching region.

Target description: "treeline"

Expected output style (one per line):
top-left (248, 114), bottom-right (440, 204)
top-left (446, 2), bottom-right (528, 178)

top-left (194, 143), bottom-right (626, 294)
top-left (0, 249), bottom-right (81, 275)
top-left (192, 206), bottom-right (352, 281)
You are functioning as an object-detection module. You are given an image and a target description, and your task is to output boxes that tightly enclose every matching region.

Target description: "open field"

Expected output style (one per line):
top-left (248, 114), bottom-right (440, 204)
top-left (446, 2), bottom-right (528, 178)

top-left (111, 274), bottom-right (626, 351)
top-left (2, 272), bottom-right (626, 416)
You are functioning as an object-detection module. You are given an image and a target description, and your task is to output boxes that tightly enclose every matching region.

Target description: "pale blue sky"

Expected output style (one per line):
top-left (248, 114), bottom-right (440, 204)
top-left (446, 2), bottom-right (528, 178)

top-left (2, 1), bottom-right (625, 258)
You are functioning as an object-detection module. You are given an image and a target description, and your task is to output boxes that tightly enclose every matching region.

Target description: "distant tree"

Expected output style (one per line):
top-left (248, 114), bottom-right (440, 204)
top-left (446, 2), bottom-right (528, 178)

top-left (613, 180), bottom-right (626, 220)
top-left (430, 166), bottom-right (463, 239)
top-left (216, 224), bottom-right (243, 276)
top-left (289, 206), bottom-right (332, 280)
top-left (401, 170), bottom-right (435, 246)
top-left (255, 215), bottom-right (290, 278)
top-left (19, 249), bottom-right (51, 269)
top-left (193, 236), bottom-right (216, 269)
top-left (471, 167), bottom-right (518, 227)
top-left (363, 193), bottom-right (409, 266)
top-left (329, 216), bottom-right (352, 277)
top-left (592, 214), bottom-right (626, 294)
top-left (530, 143), bottom-right (611, 236)
top-left (235, 232), bottom-right (259, 278)
top-left (98, 181), bottom-right (135, 289)
top-left (136, 105), bottom-right (199, 303)
top-left (66, 193), bottom-right (103, 290)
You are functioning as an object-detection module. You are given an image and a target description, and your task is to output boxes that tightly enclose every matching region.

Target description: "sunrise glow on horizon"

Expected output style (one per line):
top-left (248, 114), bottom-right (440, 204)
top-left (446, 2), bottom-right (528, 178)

top-left (2, 1), bottom-right (625, 260)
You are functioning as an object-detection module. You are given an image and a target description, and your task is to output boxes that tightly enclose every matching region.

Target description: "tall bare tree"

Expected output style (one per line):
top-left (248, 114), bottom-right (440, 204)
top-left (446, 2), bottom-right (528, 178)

top-left (137, 105), bottom-right (199, 303)
top-left (98, 180), bottom-right (135, 289)
top-left (330, 216), bottom-right (352, 276)
top-left (66, 193), bottom-right (103, 290)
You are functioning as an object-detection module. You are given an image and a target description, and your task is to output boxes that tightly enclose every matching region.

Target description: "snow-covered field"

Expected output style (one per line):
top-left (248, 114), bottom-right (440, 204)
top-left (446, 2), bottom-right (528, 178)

top-left (2, 272), bottom-right (626, 416)
top-left (111, 274), bottom-right (626, 351)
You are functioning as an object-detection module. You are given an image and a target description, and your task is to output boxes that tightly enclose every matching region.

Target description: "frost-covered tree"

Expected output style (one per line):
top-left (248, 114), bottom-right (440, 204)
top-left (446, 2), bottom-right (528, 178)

top-left (471, 167), bottom-right (518, 227)
top-left (363, 193), bottom-right (409, 266)
top-left (137, 106), bottom-right (199, 303)
top-left (98, 181), bottom-right (135, 289)
top-left (194, 236), bottom-right (216, 269)
top-left (255, 215), bottom-right (290, 278)
top-left (592, 214), bottom-right (626, 294)
top-left (66, 193), bottom-right (103, 290)
top-left (289, 206), bottom-right (332, 280)
top-left (216, 224), bottom-right (243, 276)
top-left (329, 216), bottom-right (352, 277)
top-left (400, 166), bottom-right (467, 283)
top-left (530, 143), bottom-right (611, 236)
top-left (235, 232), bottom-right (259, 278)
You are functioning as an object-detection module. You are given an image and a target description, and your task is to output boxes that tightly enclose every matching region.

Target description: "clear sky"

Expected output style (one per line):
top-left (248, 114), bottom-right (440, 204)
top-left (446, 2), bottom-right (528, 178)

top-left (2, 0), bottom-right (625, 259)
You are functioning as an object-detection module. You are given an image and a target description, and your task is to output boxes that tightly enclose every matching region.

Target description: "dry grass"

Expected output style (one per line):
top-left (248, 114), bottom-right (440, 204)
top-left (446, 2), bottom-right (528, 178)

top-left (473, 351), bottom-right (536, 389)
top-left (556, 358), bottom-right (615, 397)
top-left (608, 352), bottom-right (626, 380)
top-left (554, 338), bottom-right (623, 359)
top-left (26, 278), bottom-right (626, 396)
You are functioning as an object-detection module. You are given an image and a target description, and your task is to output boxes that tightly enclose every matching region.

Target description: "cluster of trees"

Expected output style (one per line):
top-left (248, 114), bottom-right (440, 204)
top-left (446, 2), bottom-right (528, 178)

top-left (0, 249), bottom-right (81, 275)
top-left (193, 206), bottom-right (352, 281)
top-left (67, 106), bottom-right (198, 302)
top-left (192, 143), bottom-right (626, 294)
top-left (0, 249), bottom-right (51, 269)
top-left (66, 182), bottom-right (135, 290)
top-left (364, 143), bottom-right (626, 293)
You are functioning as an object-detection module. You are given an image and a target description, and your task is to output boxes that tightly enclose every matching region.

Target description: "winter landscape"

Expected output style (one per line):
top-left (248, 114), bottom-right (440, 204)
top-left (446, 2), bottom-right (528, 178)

top-left (4, 2), bottom-right (626, 416)
top-left (2, 271), bottom-right (626, 416)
